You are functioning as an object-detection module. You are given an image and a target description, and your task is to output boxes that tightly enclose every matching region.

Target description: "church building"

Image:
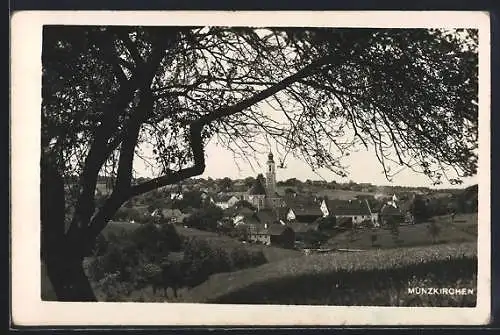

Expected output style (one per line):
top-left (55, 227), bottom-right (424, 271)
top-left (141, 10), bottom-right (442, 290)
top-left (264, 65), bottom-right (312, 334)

top-left (244, 152), bottom-right (284, 211)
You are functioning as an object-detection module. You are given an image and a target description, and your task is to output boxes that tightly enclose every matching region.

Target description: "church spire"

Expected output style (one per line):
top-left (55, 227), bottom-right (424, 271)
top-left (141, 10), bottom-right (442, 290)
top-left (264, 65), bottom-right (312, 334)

top-left (266, 151), bottom-right (276, 197)
top-left (268, 151), bottom-right (274, 162)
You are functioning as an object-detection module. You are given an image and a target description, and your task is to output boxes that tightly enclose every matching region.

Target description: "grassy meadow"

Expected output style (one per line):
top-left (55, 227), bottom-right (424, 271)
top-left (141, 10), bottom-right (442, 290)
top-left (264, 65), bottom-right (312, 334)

top-left (325, 214), bottom-right (477, 250)
top-left (185, 242), bottom-right (477, 306)
top-left (105, 221), bottom-right (303, 263)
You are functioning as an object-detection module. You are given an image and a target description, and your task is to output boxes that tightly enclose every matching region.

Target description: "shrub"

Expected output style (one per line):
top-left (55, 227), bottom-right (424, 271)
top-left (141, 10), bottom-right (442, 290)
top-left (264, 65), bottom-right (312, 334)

top-left (86, 221), bottom-right (184, 298)
top-left (182, 237), bottom-right (267, 287)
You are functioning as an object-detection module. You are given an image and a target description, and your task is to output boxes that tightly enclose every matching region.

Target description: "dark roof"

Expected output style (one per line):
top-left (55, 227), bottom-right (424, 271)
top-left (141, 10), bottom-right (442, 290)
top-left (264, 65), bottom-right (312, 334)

top-left (284, 197), bottom-right (322, 217)
top-left (247, 178), bottom-right (267, 195)
top-left (213, 194), bottom-right (236, 202)
top-left (289, 222), bottom-right (319, 233)
top-left (244, 223), bottom-right (293, 236)
top-left (380, 204), bottom-right (404, 216)
top-left (268, 224), bottom-right (293, 236)
top-left (289, 206), bottom-right (323, 217)
top-left (256, 210), bottom-right (279, 224)
top-left (227, 206), bottom-right (255, 218)
top-left (325, 199), bottom-right (371, 216)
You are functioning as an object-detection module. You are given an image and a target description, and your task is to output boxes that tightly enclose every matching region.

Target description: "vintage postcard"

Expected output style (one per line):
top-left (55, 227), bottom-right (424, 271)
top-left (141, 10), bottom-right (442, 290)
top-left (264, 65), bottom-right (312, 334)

top-left (11, 10), bottom-right (491, 326)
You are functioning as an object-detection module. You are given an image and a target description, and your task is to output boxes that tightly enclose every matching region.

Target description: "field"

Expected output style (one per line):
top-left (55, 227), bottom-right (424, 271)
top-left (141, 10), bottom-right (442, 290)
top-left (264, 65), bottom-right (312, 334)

top-left (276, 186), bottom-right (375, 200)
top-left (185, 242), bottom-right (477, 306)
top-left (104, 221), bottom-right (303, 263)
top-left (324, 213), bottom-right (477, 250)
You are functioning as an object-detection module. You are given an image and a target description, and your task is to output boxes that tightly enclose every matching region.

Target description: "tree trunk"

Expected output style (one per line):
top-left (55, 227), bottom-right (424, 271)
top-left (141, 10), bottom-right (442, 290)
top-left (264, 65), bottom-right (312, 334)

top-left (41, 156), bottom-right (97, 301)
top-left (44, 252), bottom-right (97, 302)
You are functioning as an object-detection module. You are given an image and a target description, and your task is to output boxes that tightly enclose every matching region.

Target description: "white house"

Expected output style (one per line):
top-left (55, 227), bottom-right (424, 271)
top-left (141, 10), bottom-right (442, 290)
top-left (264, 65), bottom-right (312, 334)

top-left (213, 194), bottom-right (240, 209)
top-left (170, 192), bottom-right (184, 200)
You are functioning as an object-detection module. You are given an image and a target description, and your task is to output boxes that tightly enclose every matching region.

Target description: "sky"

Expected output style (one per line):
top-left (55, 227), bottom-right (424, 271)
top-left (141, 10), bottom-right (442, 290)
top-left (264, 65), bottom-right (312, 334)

top-left (133, 137), bottom-right (478, 190)
top-left (198, 142), bottom-right (478, 189)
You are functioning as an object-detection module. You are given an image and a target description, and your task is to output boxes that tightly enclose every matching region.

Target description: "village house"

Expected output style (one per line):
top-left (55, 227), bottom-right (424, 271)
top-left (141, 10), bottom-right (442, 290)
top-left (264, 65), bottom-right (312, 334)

top-left (169, 192), bottom-right (184, 200)
top-left (377, 194), bottom-right (415, 225)
top-left (255, 209), bottom-right (284, 226)
top-left (320, 199), bottom-right (374, 226)
top-left (246, 223), bottom-right (271, 244)
top-left (288, 221), bottom-right (320, 241)
top-left (228, 206), bottom-right (257, 226)
top-left (379, 203), bottom-right (406, 226)
top-left (212, 194), bottom-right (240, 209)
top-left (244, 177), bottom-right (268, 210)
top-left (245, 223), bottom-right (295, 248)
top-left (150, 208), bottom-right (188, 223)
top-left (285, 202), bottom-right (324, 223)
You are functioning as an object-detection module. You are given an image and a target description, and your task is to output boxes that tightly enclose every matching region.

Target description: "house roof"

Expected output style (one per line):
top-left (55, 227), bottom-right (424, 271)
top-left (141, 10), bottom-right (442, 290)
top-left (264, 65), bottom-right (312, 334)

top-left (289, 222), bottom-right (319, 233)
top-left (226, 206), bottom-right (255, 218)
top-left (244, 223), bottom-right (293, 236)
top-left (236, 215), bottom-right (261, 226)
top-left (325, 199), bottom-right (371, 216)
top-left (213, 194), bottom-right (236, 202)
top-left (284, 197), bottom-right (322, 217)
top-left (256, 210), bottom-right (279, 224)
top-left (247, 178), bottom-right (267, 195)
top-left (289, 206), bottom-right (323, 217)
top-left (380, 204), bottom-right (404, 216)
top-left (268, 224), bottom-right (293, 236)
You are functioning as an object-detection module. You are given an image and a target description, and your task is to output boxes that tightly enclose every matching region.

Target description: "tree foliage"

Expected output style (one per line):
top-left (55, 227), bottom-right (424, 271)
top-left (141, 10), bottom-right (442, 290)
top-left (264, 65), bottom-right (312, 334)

top-left (41, 26), bottom-right (478, 301)
top-left (182, 205), bottom-right (224, 231)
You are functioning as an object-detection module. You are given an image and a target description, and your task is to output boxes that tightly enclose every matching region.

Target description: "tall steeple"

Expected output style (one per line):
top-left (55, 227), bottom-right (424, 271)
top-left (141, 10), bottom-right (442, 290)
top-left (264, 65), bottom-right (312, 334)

top-left (266, 151), bottom-right (276, 197)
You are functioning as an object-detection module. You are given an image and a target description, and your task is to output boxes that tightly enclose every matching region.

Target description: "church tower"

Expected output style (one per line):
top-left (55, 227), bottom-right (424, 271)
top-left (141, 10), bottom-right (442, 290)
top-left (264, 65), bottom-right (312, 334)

top-left (266, 151), bottom-right (276, 197)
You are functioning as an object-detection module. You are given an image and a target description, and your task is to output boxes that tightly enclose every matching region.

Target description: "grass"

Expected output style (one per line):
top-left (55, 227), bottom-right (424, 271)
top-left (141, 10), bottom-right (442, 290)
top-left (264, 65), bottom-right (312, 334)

top-left (103, 221), bottom-right (143, 236)
top-left (185, 242), bottom-right (477, 306)
top-left (325, 214), bottom-right (477, 250)
top-left (176, 225), bottom-right (303, 262)
top-left (105, 221), bottom-right (303, 263)
top-left (276, 186), bottom-right (375, 200)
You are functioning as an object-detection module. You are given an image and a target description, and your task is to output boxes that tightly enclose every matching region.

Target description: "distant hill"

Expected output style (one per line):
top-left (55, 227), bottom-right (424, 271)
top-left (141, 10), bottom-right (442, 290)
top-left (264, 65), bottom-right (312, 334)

top-left (276, 186), bottom-right (375, 200)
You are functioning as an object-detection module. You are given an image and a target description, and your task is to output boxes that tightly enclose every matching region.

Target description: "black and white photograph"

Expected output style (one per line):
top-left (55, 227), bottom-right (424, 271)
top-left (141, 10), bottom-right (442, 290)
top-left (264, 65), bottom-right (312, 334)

top-left (11, 11), bottom-right (490, 326)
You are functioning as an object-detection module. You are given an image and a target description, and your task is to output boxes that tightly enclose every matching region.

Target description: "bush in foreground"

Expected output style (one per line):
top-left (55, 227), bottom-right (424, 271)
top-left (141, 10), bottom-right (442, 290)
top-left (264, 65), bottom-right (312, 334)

top-left (183, 237), bottom-right (267, 287)
top-left (186, 242), bottom-right (477, 306)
